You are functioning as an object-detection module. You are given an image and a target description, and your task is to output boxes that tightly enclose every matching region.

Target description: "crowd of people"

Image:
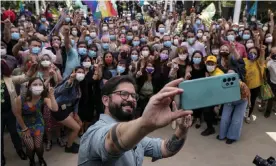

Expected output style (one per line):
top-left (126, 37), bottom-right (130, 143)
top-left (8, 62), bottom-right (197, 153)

top-left (1, 2), bottom-right (276, 166)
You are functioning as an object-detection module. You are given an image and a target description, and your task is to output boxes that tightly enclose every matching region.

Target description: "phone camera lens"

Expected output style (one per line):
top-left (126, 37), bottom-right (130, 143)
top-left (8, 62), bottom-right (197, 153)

top-left (223, 79), bottom-right (226, 82)
top-left (226, 83), bottom-right (229, 86)
top-left (232, 77), bottom-right (236, 81)
top-left (230, 82), bottom-right (234, 85)
top-left (227, 78), bottom-right (231, 82)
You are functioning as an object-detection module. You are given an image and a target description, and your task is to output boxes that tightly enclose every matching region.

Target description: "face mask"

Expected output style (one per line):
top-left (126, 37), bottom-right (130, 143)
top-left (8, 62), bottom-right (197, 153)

top-left (227, 35), bottom-right (235, 42)
top-left (173, 39), bottom-right (179, 45)
top-left (117, 66), bottom-right (126, 74)
top-left (246, 43), bottom-right (254, 49)
top-left (76, 73), bottom-right (85, 81)
top-left (102, 43), bottom-right (109, 50)
top-left (131, 54), bottom-right (138, 61)
top-left (82, 61), bottom-right (92, 68)
top-left (243, 34), bottom-right (250, 40)
top-left (85, 36), bottom-right (91, 41)
top-left (65, 17), bottom-right (71, 23)
top-left (193, 57), bottom-right (202, 64)
top-left (232, 27), bottom-right (238, 32)
top-left (78, 48), bottom-right (87, 56)
top-left (263, 26), bottom-right (268, 32)
top-left (1, 48), bottom-right (7, 55)
top-left (11, 32), bottom-right (20, 40)
top-left (132, 41), bottom-right (140, 46)
top-left (160, 53), bottom-right (168, 61)
top-left (110, 35), bottom-right (116, 41)
top-left (72, 30), bottom-right (78, 36)
top-left (140, 38), bottom-right (147, 42)
top-left (238, 31), bottom-right (243, 37)
top-left (126, 36), bottom-right (133, 41)
top-left (187, 38), bottom-right (195, 45)
top-left (197, 33), bottom-right (203, 38)
top-left (88, 50), bottom-right (96, 58)
top-left (145, 67), bottom-right (154, 74)
top-left (102, 26), bottom-right (108, 31)
top-left (163, 41), bottom-right (172, 48)
top-left (142, 50), bottom-right (149, 57)
top-left (41, 60), bottom-right (51, 67)
top-left (206, 65), bottom-right (216, 72)
top-left (41, 18), bottom-right (46, 22)
top-left (251, 18), bottom-right (256, 22)
top-left (186, 20), bottom-right (191, 24)
top-left (31, 47), bottom-right (41, 54)
top-left (196, 20), bottom-right (201, 25)
top-left (120, 38), bottom-right (126, 44)
top-left (121, 29), bottom-right (126, 33)
top-left (109, 24), bottom-right (114, 28)
top-left (132, 26), bottom-right (138, 31)
top-left (248, 52), bottom-right (257, 61)
top-left (220, 51), bottom-right (229, 57)
top-left (212, 49), bottom-right (219, 56)
top-left (179, 54), bottom-right (187, 60)
top-left (271, 54), bottom-right (276, 60)
top-left (265, 36), bottom-right (273, 43)
top-left (31, 86), bottom-right (44, 96)
top-left (82, 22), bottom-right (87, 26)
top-left (158, 27), bottom-right (165, 33)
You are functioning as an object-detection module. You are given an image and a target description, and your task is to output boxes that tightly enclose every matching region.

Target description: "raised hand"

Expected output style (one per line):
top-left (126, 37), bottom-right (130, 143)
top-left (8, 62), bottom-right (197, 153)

top-left (141, 78), bottom-right (193, 131)
top-left (26, 62), bottom-right (38, 77)
top-left (48, 84), bottom-right (55, 97)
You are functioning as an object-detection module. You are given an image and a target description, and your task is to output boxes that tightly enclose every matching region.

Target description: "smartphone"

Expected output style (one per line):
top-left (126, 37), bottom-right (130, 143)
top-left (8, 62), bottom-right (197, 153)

top-left (179, 73), bottom-right (241, 110)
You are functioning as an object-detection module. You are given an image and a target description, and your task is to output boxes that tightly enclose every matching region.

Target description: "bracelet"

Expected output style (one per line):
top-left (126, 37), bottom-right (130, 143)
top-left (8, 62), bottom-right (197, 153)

top-left (21, 128), bottom-right (29, 132)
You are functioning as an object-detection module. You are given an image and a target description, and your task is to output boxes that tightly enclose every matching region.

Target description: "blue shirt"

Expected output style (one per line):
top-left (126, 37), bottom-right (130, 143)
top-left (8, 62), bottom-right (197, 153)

top-left (63, 47), bottom-right (80, 78)
top-left (78, 114), bottom-right (163, 166)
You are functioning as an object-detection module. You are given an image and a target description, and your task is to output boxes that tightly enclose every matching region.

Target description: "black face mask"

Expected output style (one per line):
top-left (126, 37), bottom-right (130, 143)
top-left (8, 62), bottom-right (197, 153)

top-left (108, 99), bottom-right (135, 122)
top-left (120, 51), bottom-right (128, 59)
top-left (220, 52), bottom-right (230, 57)
top-left (272, 54), bottom-right (276, 60)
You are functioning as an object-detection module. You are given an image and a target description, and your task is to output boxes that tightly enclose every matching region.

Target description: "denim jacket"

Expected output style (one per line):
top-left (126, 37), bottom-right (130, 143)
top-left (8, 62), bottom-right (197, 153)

top-left (54, 78), bottom-right (81, 113)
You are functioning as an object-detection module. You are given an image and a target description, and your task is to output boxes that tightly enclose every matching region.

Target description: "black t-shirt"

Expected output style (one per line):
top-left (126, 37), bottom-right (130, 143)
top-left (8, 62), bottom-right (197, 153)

top-left (191, 65), bottom-right (206, 80)
top-left (5, 39), bottom-right (18, 56)
top-left (1, 80), bottom-right (12, 113)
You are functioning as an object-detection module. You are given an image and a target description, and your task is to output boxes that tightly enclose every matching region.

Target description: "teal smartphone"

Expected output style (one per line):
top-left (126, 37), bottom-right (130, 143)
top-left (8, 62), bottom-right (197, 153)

top-left (179, 73), bottom-right (241, 110)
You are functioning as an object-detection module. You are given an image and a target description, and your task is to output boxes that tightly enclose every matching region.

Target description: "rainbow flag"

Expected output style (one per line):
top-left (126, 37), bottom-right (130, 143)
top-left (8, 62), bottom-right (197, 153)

top-left (82, 0), bottom-right (117, 19)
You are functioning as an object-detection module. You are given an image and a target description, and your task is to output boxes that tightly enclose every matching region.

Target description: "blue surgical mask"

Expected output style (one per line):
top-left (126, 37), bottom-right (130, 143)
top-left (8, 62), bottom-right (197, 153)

top-left (65, 17), bottom-right (71, 23)
top-left (126, 35), bottom-right (133, 41)
top-left (196, 19), bottom-right (201, 25)
top-left (117, 66), bottom-right (126, 74)
top-left (131, 54), bottom-right (138, 61)
top-left (158, 28), bottom-right (165, 33)
top-left (71, 39), bottom-right (75, 46)
top-left (102, 43), bottom-right (109, 50)
top-left (140, 38), bottom-right (146, 42)
top-left (163, 41), bottom-right (172, 48)
top-left (242, 34), bottom-right (250, 40)
top-left (85, 36), bottom-right (91, 41)
top-left (11, 32), bottom-right (20, 40)
top-left (31, 47), bottom-right (41, 54)
top-left (232, 27), bottom-right (238, 32)
top-left (187, 38), bottom-right (195, 45)
top-left (110, 35), bottom-right (116, 41)
top-left (227, 35), bottom-right (235, 42)
top-left (41, 18), bottom-right (46, 22)
top-left (193, 57), bottom-right (202, 64)
top-left (88, 50), bottom-right (97, 58)
top-left (132, 41), bottom-right (140, 46)
top-left (78, 48), bottom-right (87, 56)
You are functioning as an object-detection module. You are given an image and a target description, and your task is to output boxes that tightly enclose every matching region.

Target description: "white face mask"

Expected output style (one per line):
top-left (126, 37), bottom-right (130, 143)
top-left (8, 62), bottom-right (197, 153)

top-left (246, 43), bottom-right (254, 49)
top-left (206, 65), bottom-right (216, 72)
top-left (263, 26), bottom-right (268, 32)
top-left (1, 48), bottom-right (7, 55)
top-left (102, 26), bottom-right (108, 31)
top-left (41, 60), bottom-right (51, 67)
top-left (179, 54), bottom-right (188, 60)
top-left (173, 39), bottom-right (179, 45)
top-left (76, 73), bottom-right (85, 81)
top-left (90, 32), bottom-right (97, 38)
top-left (186, 20), bottom-right (191, 24)
top-left (72, 30), bottom-right (78, 36)
top-left (82, 61), bottom-right (91, 68)
top-left (197, 33), bottom-right (203, 38)
top-left (265, 36), bottom-right (273, 43)
top-left (142, 50), bottom-right (149, 57)
top-left (31, 86), bottom-right (44, 96)
top-left (132, 26), bottom-right (138, 31)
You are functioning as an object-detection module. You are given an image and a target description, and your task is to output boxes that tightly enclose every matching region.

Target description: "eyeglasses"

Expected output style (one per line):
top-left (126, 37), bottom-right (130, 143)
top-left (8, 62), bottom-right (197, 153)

top-left (111, 91), bottom-right (139, 101)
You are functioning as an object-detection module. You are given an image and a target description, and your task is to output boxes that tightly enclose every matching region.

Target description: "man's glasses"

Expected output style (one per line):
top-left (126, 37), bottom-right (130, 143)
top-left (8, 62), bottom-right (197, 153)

top-left (111, 91), bottom-right (139, 101)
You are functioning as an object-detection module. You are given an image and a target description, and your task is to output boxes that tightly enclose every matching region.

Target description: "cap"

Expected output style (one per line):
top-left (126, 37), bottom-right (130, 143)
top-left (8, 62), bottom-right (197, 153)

top-left (206, 55), bottom-right (217, 64)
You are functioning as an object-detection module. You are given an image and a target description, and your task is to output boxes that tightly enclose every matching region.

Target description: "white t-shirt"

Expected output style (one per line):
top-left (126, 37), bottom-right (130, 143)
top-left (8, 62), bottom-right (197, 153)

top-left (267, 60), bottom-right (276, 84)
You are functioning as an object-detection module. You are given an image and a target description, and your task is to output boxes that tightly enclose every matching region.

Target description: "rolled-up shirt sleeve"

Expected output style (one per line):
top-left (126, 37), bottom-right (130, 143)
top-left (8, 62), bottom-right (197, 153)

top-left (78, 123), bottom-right (124, 165)
top-left (141, 137), bottom-right (163, 162)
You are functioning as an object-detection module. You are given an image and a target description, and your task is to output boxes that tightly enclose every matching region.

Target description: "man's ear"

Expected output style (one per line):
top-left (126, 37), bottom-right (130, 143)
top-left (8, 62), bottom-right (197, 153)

top-left (102, 95), bottom-right (110, 107)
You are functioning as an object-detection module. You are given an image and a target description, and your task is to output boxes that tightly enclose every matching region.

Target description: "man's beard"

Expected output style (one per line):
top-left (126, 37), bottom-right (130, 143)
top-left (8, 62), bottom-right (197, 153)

top-left (108, 99), bottom-right (136, 122)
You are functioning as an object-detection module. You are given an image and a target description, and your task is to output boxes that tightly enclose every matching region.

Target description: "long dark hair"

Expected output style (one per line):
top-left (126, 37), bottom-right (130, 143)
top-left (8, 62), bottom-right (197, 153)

top-left (190, 50), bottom-right (205, 69)
top-left (25, 77), bottom-right (48, 102)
